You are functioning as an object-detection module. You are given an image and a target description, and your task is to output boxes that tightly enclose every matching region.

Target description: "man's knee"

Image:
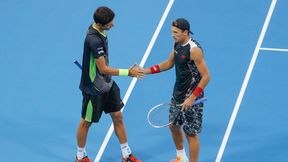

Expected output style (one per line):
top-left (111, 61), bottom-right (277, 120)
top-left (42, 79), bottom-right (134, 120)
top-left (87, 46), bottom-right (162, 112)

top-left (169, 124), bottom-right (181, 132)
top-left (80, 119), bottom-right (92, 128)
top-left (186, 133), bottom-right (198, 139)
top-left (111, 111), bottom-right (124, 124)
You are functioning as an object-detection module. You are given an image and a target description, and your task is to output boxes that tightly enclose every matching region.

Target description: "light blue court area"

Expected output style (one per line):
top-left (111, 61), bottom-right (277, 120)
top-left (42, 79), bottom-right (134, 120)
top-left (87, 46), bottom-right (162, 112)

top-left (262, 0), bottom-right (288, 48)
top-left (0, 0), bottom-right (287, 162)
top-left (222, 51), bottom-right (288, 162)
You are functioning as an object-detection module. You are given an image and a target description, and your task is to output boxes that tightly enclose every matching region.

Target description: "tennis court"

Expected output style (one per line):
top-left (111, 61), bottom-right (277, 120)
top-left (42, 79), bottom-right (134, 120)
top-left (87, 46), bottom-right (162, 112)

top-left (0, 0), bottom-right (287, 161)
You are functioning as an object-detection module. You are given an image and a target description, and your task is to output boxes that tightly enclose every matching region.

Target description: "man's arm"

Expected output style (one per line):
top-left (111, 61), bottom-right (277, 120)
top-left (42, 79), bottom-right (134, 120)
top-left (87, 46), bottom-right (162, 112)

top-left (95, 56), bottom-right (144, 77)
top-left (182, 47), bottom-right (210, 109)
top-left (144, 50), bottom-right (175, 74)
top-left (191, 47), bottom-right (210, 90)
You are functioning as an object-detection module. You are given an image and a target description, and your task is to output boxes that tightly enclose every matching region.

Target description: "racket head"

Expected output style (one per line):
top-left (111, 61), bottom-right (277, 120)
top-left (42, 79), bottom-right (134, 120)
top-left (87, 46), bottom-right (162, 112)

top-left (147, 97), bottom-right (207, 128)
top-left (147, 103), bottom-right (173, 128)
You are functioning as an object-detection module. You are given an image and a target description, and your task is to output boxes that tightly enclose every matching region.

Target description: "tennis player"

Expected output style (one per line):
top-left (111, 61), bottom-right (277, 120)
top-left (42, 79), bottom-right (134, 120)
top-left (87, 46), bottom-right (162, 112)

top-left (75, 6), bottom-right (143, 162)
top-left (144, 18), bottom-right (210, 162)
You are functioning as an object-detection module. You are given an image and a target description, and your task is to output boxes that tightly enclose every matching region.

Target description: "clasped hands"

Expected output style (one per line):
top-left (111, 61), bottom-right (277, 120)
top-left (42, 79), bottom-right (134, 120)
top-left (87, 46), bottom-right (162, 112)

top-left (128, 64), bottom-right (145, 79)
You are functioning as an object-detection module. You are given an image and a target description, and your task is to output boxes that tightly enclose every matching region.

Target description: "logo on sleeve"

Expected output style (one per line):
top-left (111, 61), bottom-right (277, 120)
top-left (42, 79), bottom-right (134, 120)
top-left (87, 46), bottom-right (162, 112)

top-left (97, 47), bottom-right (105, 55)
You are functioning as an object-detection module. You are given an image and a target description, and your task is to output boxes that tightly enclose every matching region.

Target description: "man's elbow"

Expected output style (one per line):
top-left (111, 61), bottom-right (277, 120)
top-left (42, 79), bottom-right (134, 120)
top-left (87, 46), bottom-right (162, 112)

top-left (204, 74), bottom-right (211, 83)
top-left (166, 62), bottom-right (174, 70)
top-left (98, 66), bottom-right (109, 74)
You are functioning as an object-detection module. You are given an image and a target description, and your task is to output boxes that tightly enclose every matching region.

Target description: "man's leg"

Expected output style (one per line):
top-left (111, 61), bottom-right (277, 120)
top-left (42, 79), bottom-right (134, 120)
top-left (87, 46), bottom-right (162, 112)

top-left (169, 124), bottom-right (185, 150)
top-left (110, 111), bottom-right (132, 158)
top-left (186, 134), bottom-right (200, 162)
top-left (107, 82), bottom-right (141, 162)
top-left (76, 118), bottom-right (92, 161)
top-left (110, 111), bottom-right (127, 143)
top-left (77, 118), bottom-right (92, 147)
top-left (169, 124), bottom-right (189, 162)
top-left (110, 111), bottom-right (141, 162)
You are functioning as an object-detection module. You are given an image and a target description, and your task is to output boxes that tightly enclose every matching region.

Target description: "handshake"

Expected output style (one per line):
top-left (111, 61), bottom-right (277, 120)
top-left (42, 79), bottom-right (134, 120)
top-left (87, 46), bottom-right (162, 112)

top-left (128, 63), bottom-right (146, 79)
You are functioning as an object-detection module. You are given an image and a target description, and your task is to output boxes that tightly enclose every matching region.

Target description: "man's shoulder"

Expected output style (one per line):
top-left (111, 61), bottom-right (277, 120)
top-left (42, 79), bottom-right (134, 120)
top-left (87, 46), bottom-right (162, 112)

top-left (85, 30), bottom-right (103, 45)
top-left (190, 39), bottom-right (202, 50)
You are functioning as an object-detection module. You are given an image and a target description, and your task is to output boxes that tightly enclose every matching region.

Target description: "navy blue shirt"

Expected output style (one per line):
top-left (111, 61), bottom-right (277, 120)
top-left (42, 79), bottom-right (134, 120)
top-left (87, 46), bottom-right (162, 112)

top-left (80, 25), bottom-right (113, 95)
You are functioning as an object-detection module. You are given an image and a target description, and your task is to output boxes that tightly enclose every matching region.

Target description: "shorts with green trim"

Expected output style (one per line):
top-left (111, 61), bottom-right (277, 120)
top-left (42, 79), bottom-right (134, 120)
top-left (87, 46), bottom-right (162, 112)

top-left (81, 82), bottom-right (124, 123)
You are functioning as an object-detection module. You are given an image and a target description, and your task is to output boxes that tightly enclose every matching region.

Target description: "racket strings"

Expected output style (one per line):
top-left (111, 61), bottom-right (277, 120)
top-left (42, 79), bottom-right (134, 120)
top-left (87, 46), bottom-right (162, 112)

top-left (148, 97), bottom-right (206, 128)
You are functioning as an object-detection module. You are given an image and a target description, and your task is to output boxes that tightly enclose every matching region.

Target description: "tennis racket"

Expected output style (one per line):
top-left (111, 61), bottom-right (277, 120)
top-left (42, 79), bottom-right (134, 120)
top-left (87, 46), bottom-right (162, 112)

top-left (73, 60), bottom-right (139, 73)
top-left (147, 97), bottom-right (207, 128)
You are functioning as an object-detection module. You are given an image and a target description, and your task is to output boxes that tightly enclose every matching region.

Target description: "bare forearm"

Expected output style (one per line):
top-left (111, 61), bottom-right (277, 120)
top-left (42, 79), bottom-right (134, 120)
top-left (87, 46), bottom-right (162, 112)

top-left (188, 74), bottom-right (210, 102)
top-left (197, 74), bottom-right (210, 89)
top-left (99, 66), bottom-right (120, 76)
top-left (100, 65), bottom-right (144, 78)
top-left (145, 60), bottom-right (174, 74)
top-left (159, 61), bottom-right (174, 71)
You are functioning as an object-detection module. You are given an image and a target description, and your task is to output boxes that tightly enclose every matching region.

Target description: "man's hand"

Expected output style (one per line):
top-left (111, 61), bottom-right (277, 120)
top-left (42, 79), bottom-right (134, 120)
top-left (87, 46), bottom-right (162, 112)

top-left (181, 96), bottom-right (196, 111)
top-left (128, 64), bottom-right (145, 79)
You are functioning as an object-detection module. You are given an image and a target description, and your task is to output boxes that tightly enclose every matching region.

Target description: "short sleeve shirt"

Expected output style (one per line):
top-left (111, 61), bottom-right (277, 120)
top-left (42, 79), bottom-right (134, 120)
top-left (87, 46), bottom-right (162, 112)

top-left (79, 25), bottom-right (113, 95)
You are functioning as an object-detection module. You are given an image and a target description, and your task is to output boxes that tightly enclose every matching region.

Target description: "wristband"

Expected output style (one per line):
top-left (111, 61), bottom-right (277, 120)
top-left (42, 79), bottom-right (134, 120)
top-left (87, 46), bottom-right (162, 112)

top-left (150, 65), bottom-right (160, 74)
top-left (119, 69), bottom-right (129, 76)
top-left (193, 86), bottom-right (203, 97)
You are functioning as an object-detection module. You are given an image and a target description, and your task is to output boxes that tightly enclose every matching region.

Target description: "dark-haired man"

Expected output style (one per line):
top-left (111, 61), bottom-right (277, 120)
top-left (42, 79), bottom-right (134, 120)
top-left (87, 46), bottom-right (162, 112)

top-left (75, 6), bottom-right (143, 162)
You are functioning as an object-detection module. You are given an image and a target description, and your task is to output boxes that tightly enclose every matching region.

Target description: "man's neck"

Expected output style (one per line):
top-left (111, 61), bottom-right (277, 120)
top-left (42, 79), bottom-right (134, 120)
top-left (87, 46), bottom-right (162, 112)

top-left (92, 23), bottom-right (106, 37)
top-left (181, 37), bottom-right (191, 46)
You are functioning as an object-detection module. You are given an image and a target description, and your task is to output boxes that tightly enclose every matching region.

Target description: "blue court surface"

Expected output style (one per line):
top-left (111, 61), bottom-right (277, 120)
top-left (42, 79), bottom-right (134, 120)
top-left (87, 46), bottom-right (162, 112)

top-left (0, 0), bottom-right (287, 161)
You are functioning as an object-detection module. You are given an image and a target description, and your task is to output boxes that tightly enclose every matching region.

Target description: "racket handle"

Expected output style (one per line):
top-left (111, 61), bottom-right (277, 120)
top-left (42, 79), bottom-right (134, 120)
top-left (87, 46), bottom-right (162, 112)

top-left (193, 97), bottom-right (207, 105)
top-left (74, 60), bottom-right (82, 70)
top-left (176, 97), bottom-right (207, 107)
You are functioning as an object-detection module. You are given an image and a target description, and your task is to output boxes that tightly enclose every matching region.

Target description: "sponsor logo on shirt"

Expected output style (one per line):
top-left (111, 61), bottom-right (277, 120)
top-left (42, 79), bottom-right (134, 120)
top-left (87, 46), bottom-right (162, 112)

top-left (97, 47), bottom-right (104, 55)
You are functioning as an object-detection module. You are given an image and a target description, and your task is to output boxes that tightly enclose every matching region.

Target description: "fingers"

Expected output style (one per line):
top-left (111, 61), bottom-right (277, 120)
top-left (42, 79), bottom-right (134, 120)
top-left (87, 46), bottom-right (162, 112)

top-left (129, 64), bottom-right (145, 79)
top-left (181, 97), bottom-right (196, 111)
top-left (181, 106), bottom-right (185, 112)
top-left (136, 68), bottom-right (145, 79)
top-left (181, 102), bottom-right (193, 111)
top-left (129, 63), bottom-right (138, 69)
top-left (181, 105), bottom-right (189, 111)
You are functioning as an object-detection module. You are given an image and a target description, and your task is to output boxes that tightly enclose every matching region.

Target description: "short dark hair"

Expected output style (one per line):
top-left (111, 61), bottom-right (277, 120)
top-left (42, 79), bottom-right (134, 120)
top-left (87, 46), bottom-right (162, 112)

top-left (93, 6), bottom-right (115, 25)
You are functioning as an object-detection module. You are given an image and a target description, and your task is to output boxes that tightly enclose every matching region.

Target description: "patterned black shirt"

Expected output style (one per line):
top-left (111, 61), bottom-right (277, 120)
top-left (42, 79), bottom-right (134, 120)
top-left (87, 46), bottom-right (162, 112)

top-left (172, 38), bottom-right (203, 102)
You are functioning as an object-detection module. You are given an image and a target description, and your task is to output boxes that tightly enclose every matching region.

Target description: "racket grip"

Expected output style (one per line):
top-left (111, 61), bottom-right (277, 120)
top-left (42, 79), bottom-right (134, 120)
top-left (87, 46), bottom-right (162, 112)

top-left (74, 60), bottom-right (82, 70)
top-left (193, 97), bottom-right (207, 105)
top-left (176, 97), bottom-right (207, 108)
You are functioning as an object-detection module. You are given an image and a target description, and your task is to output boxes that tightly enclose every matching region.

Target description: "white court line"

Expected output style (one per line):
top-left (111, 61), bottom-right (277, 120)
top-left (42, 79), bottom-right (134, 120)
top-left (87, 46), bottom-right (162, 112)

top-left (94, 0), bottom-right (175, 161)
top-left (215, 0), bottom-right (277, 162)
top-left (260, 47), bottom-right (288, 52)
